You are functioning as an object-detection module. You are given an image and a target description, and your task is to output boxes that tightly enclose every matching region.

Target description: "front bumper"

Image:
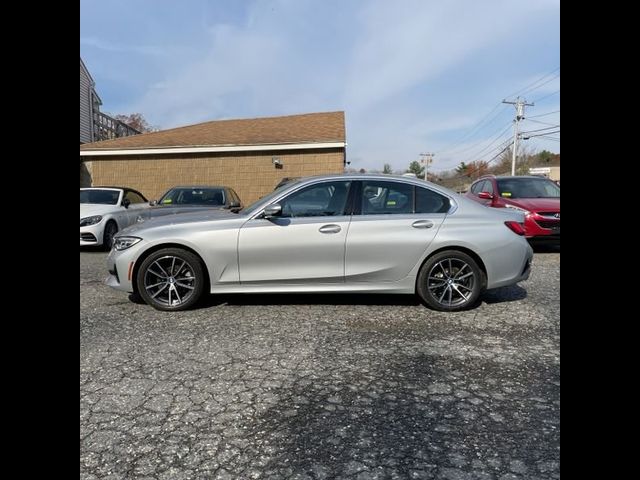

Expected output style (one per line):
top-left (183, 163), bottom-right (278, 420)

top-left (80, 223), bottom-right (105, 246)
top-left (105, 243), bottom-right (144, 292)
top-left (524, 214), bottom-right (560, 239)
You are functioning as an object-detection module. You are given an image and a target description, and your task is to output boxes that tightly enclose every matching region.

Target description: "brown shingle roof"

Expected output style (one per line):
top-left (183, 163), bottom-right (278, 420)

top-left (80, 111), bottom-right (345, 151)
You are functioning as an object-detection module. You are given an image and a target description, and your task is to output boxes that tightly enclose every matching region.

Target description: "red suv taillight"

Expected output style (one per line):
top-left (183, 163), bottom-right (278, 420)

top-left (504, 221), bottom-right (526, 236)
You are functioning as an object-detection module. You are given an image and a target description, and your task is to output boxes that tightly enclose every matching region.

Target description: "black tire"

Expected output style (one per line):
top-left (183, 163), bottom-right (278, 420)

top-left (103, 221), bottom-right (118, 251)
top-left (416, 250), bottom-right (485, 311)
top-left (136, 248), bottom-right (206, 311)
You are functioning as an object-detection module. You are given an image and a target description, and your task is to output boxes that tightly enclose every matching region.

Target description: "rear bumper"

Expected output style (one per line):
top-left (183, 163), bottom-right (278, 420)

top-left (486, 242), bottom-right (534, 289)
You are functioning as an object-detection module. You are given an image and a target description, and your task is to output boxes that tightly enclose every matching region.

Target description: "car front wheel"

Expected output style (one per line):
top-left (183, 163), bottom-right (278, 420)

top-left (417, 250), bottom-right (485, 311)
top-left (103, 221), bottom-right (118, 251)
top-left (136, 248), bottom-right (205, 311)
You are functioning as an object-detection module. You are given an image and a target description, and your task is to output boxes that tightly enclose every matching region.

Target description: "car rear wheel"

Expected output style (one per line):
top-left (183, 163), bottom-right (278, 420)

top-left (136, 248), bottom-right (205, 311)
top-left (417, 250), bottom-right (484, 311)
top-left (103, 221), bottom-right (118, 251)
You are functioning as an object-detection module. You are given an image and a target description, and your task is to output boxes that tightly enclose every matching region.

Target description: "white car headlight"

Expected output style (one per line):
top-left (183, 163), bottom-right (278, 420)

top-left (504, 204), bottom-right (531, 215)
top-left (80, 215), bottom-right (103, 226)
top-left (113, 236), bottom-right (142, 251)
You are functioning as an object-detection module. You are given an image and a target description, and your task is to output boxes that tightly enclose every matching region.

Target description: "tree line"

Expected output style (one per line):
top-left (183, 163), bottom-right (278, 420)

top-left (346, 147), bottom-right (559, 192)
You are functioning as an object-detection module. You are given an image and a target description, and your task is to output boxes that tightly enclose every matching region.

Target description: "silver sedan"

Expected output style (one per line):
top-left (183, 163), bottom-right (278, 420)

top-left (106, 174), bottom-right (533, 312)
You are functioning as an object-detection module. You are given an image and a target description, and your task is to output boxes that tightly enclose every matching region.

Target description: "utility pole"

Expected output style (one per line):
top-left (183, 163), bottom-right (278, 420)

top-left (420, 153), bottom-right (434, 181)
top-left (502, 97), bottom-right (534, 176)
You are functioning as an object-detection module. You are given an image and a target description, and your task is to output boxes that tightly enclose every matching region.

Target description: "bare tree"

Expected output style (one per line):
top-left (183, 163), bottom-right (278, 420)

top-left (112, 113), bottom-right (158, 133)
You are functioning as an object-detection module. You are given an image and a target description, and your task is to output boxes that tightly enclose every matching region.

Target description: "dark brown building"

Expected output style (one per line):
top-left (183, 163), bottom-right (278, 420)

top-left (80, 111), bottom-right (347, 204)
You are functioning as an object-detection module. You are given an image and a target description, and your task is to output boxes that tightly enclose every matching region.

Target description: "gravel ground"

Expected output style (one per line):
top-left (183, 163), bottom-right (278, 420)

top-left (80, 247), bottom-right (560, 480)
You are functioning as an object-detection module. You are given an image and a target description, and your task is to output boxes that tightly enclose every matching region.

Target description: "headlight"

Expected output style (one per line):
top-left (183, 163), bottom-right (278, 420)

top-left (113, 236), bottom-right (142, 251)
top-left (504, 204), bottom-right (531, 215)
top-left (80, 215), bottom-right (102, 226)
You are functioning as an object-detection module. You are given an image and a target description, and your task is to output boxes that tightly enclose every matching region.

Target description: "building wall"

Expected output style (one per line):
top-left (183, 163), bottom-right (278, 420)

top-left (80, 161), bottom-right (93, 187)
top-left (80, 62), bottom-right (93, 144)
top-left (86, 148), bottom-right (345, 204)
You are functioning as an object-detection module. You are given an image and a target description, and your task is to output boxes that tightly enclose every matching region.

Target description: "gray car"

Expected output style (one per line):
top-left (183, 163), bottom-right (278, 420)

top-left (136, 185), bottom-right (243, 222)
top-left (106, 174), bottom-right (533, 312)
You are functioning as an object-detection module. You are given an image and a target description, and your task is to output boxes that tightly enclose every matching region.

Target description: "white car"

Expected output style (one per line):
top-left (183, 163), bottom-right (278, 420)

top-left (80, 187), bottom-right (149, 249)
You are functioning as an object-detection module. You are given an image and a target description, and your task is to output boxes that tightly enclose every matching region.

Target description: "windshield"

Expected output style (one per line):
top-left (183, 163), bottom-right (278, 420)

top-left (158, 187), bottom-right (226, 206)
top-left (80, 189), bottom-right (120, 205)
top-left (240, 181), bottom-right (303, 214)
top-left (496, 178), bottom-right (560, 199)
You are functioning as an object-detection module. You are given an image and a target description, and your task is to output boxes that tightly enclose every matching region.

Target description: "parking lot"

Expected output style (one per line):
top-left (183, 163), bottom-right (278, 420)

top-left (80, 248), bottom-right (559, 480)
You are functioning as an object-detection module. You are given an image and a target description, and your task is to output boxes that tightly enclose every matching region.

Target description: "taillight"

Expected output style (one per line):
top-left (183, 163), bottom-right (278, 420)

top-left (504, 221), bottom-right (526, 236)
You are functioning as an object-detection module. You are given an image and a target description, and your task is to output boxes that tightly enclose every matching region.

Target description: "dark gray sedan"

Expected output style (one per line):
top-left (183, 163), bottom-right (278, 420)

top-left (136, 185), bottom-right (243, 222)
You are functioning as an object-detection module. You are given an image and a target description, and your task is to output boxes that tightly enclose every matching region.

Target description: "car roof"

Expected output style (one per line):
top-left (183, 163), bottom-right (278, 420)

top-left (475, 175), bottom-right (555, 182)
top-left (285, 173), bottom-right (459, 198)
top-left (495, 175), bottom-right (554, 180)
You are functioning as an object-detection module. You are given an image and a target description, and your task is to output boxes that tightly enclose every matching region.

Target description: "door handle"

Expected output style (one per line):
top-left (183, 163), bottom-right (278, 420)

top-left (319, 224), bottom-right (342, 234)
top-left (412, 220), bottom-right (434, 229)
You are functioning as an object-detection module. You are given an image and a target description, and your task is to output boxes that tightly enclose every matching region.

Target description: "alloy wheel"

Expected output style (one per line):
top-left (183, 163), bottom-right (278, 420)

top-left (426, 258), bottom-right (476, 308)
top-left (143, 255), bottom-right (196, 308)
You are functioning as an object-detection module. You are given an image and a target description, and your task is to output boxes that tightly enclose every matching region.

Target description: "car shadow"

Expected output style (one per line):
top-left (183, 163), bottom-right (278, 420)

top-left (197, 292), bottom-right (422, 308)
top-left (80, 246), bottom-right (106, 253)
top-left (481, 284), bottom-right (528, 304)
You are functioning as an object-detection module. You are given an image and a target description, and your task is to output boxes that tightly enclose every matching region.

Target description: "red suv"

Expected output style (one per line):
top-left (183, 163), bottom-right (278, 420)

top-left (466, 175), bottom-right (560, 241)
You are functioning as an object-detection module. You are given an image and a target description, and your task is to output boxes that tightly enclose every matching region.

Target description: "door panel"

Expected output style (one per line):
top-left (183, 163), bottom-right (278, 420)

top-left (238, 216), bottom-right (350, 284)
top-left (238, 180), bottom-right (353, 284)
top-left (345, 214), bottom-right (445, 282)
top-left (345, 181), bottom-right (449, 282)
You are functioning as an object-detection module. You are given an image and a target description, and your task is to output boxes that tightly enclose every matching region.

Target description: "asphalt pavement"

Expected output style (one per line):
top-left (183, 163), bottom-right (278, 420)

top-left (81, 247), bottom-right (560, 480)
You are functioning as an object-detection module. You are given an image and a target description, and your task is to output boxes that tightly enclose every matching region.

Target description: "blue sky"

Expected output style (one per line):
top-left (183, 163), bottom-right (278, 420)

top-left (80, 0), bottom-right (559, 172)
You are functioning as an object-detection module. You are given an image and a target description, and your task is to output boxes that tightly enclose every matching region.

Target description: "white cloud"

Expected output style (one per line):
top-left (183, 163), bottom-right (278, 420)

top-left (106, 0), bottom-right (559, 171)
top-left (81, 36), bottom-right (173, 56)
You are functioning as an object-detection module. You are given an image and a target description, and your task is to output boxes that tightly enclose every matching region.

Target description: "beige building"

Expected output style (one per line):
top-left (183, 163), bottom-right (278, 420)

top-left (529, 166), bottom-right (560, 181)
top-left (80, 111), bottom-right (346, 204)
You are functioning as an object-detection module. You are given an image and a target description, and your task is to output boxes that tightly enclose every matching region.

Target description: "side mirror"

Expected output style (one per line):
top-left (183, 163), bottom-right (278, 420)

top-left (263, 203), bottom-right (282, 219)
top-left (122, 198), bottom-right (131, 209)
top-left (478, 192), bottom-right (493, 200)
top-left (149, 200), bottom-right (158, 206)
top-left (228, 201), bottom-right (241, 209)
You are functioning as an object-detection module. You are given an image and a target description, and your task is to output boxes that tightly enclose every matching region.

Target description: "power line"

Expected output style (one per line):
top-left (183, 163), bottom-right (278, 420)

top-left (444, 120), bottom-right (512, 158)
top-left (433, 67), bottom-right (559, 156)
top-left (522, 130), bottom-right (560, 139)
top-left (526, 118), bottom-right (559, 127)
top-left (519, 73), bottom-right (560, 96)
top-left (448, 141), bottom-right (514, 180)
top-left (455, 123), bottom-right (513, 164)
top-left (520, 125), bottom-right (561, 134)
top-left (503, 67), bottom-right (560, 99)
top-left (436, 105), bottom-right (509, 155)
top-left (435, 129), bottom-right (514, 174)
top-left (528, 109), bottom-right (560, 118)
top-left (533, 89), bottom-right (560, 103)
top-left (478, 135), bottom-right (518, 160)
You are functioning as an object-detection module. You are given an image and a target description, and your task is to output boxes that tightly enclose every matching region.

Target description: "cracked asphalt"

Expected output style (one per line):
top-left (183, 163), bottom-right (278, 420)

top-left (80, 247), bottom-right (559, 480)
